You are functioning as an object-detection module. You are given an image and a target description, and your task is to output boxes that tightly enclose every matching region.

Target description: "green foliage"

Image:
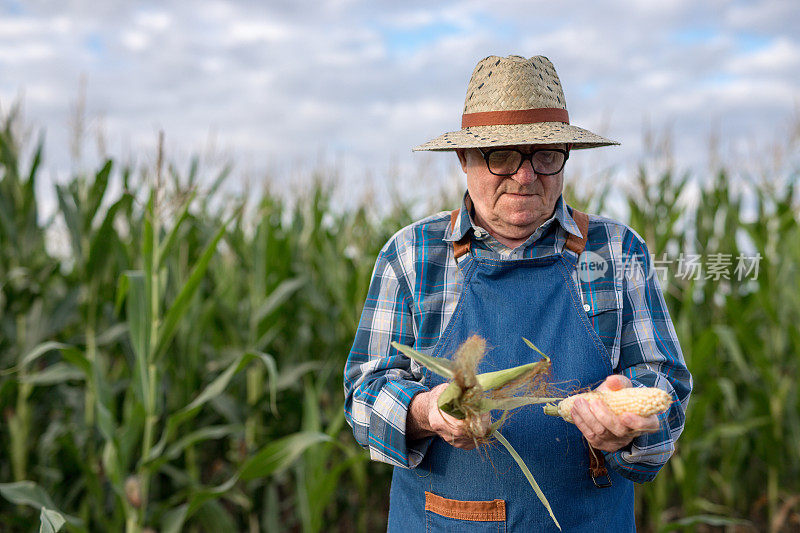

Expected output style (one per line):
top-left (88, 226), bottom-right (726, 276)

top-left (0, 105), bottom-right (798, 532)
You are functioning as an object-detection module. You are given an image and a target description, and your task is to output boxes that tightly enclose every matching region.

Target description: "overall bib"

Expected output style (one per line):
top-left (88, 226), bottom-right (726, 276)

top-left (388, 212), bottom-right (635, 532)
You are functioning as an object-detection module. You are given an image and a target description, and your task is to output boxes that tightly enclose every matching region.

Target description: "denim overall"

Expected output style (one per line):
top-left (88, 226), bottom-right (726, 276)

top-left (388, 212), bottom-right (635, 532)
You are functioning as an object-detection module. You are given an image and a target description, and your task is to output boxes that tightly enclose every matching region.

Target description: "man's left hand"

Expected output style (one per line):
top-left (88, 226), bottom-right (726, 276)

top-left (570, 375), bottom-right (660, 452)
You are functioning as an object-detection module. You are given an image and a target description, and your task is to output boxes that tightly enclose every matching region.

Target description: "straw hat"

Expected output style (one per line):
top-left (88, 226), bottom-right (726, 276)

top-left (413, 55), bottom-right (618, 151)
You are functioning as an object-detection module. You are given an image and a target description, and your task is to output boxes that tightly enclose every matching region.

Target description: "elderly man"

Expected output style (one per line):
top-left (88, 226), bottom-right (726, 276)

top-left (344, 55), bottom-right (691, 531)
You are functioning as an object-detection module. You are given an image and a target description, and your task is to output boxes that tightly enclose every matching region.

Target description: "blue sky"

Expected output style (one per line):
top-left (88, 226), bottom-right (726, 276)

top-left (0, 0), bottom-right (798, 209)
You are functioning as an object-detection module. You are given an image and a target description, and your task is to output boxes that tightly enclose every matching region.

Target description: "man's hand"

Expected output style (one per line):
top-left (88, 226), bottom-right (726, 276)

top-left (407, 383), bottom-right (490, 450)
top-left (570, 375), bottom-right (660, 452)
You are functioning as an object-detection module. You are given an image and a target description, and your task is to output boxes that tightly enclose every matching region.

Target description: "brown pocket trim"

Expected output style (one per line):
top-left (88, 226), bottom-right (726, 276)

top-left (424, 491), bottom-right (506, 522)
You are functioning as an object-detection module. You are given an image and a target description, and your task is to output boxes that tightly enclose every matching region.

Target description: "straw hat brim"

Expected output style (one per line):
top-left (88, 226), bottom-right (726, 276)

top-left (413, 122), bottom-right (618, 151)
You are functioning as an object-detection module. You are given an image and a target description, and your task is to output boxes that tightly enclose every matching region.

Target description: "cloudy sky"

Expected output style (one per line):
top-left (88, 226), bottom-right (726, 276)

top-left (1, 0), bottom-right (798, 207)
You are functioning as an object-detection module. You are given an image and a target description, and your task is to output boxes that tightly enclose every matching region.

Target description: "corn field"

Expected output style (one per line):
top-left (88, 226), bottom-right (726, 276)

top-left (0, 105), bottom-right (799, 532)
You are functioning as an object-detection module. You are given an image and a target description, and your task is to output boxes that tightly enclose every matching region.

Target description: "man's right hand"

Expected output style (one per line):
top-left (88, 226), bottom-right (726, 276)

top-left (407, 383), bottom-right (490, 450)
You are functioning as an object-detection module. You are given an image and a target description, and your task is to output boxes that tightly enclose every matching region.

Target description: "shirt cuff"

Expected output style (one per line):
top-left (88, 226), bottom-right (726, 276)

top-left (368, 380), bottom-right (433, 469)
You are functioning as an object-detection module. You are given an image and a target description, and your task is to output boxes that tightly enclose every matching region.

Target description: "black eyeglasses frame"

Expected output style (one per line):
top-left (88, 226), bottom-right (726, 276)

top-left (478, 147), bottom-right (570, 177)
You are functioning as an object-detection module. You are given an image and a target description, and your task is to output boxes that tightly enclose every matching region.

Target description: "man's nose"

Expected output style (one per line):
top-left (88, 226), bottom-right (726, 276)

top-left (513, 158), bottom-right (537, 184)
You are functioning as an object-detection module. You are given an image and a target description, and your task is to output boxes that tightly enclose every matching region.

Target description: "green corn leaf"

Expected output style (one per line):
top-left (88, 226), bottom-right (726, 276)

top-left (390, 342), bottom-right (454, 379)
top-left (164, 425), bottom-right (242, 462)
top-left (162, 504), bottom-right (189, 533)
top-left (58, 346), bottom-right (91, 376)
top-left (254, 277), bottom-right (306, 324)
top-left (493, 430), bottom-right (561, 531)
top-left (274, 361), bottom-right (321, 391)
top-left (101, 440), bottom-right (122, 489)
top-left (118, 402), bottom-right (145, 470)
top-left (161, 428), bottom-right (323, 533)
top-left (143, 192), bottom-right (154, 280)
top-left (95, 394), bottom-right (117, 445)
top-left (86, 193), bottom-right (131, 277)
top-left (19, 341), bottom-right (70, 369)
top-left (19, 363), bottom-right (84, 385)
top-left (95, 323), bottom-right (128, 347)
top-left (0, 481), bottom-right (57, 509)
top-left (39, 507), bottom-right (66, 533)
top-left (26, 136), bottom-right (43, 191)
top-left (144, 351), bottom-right (275, 464)
top-left (186, 352), bottom-right (260, 413)
top-left (146, 425), bottom-right (243, 475)
top-left (193, 500), bottom-right (240, 533)
top-left (713, 325), bottom-right (755, 383)
top-left (55, 184), bottom-right (82, 259)
top-left (114, 273), bottom-right (129, 316)
top-left (0, 482), bottom-right (84, 530)
top-left (85, 159), bottom-right (112, 229)
top-left (659, 514), bottom-right (751, 531)
top-left (173, 476), bottom-right (239, 531)
top-left (152, 214), bottom-right (231, 361)
top-left (239, 431), bottom-right (332, 481)
top-left (123, 271), bottom-right (151, 405)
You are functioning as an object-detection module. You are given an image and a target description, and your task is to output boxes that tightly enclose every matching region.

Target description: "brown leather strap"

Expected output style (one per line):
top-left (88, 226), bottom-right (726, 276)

top-left (565, 209), bottom-right (589, 255)
top-left (588, 444), bottom-right (613, 488)
top-left (588, 445), bottom-right (607, 477)
top-left (461, 108), bottom-right (569, 128)
top-left (449, 209), bottom-right (471, 259)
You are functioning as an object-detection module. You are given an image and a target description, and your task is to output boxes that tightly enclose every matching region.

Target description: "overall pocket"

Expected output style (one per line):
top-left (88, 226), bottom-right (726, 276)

top-left (424, 491), bottom-right (506, 532)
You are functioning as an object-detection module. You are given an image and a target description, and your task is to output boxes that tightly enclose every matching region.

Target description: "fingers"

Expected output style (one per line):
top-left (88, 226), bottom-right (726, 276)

top-left (427, 398), bottom-right (484, 450)
top-left (596, 374), bottom-right (632, 392)
top-left (571, 398), bottom-right (661, 452)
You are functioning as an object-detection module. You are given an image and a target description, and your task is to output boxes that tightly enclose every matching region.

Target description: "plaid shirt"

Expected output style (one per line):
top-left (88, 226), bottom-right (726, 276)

top-left (344, 193), bottom-right (692, 483)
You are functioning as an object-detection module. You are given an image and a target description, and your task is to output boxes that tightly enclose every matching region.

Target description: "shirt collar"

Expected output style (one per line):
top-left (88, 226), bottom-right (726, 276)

top-left (443, 192), bottom-right (583, 244)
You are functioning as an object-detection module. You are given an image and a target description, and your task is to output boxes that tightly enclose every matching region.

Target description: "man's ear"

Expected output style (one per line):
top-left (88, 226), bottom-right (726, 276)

top-left (456, 149), bottom-right (468, 173)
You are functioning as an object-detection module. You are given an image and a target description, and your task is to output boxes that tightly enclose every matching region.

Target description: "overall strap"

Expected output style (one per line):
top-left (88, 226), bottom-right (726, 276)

top-left (566, 209), bottom-right (613, 488)
top-left (449, 209), bottom-right (471, 260)
top-left (565, 209), bottom-right (589, 255)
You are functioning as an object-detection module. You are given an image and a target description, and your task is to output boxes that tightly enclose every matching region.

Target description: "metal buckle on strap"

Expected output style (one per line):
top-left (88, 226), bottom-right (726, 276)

top-left (591, 471), bottom-right (613, 488)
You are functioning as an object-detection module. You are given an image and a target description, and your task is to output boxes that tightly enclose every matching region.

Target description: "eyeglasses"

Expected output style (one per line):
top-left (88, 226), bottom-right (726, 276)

top-left (479, 147), bottom-right (569, 176)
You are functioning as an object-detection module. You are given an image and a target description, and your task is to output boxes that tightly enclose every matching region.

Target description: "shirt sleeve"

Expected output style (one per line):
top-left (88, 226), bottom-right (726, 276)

top-left (343, 243), bottom-right (433, 469)
top-left (604, 230), bottom-right (693, 483)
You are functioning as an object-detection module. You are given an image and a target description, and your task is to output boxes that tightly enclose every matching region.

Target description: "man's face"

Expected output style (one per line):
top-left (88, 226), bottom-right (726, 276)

top-left (457, 144), bottom-right (566, 244)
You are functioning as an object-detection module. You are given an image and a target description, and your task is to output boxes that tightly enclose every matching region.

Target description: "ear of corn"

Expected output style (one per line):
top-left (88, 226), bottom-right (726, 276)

top-left (391, 336), bottom-right (562, 530)
top-left (390, 338), bottom-right (556, 419)
top-left (543, 387), bottom-right (673, 423)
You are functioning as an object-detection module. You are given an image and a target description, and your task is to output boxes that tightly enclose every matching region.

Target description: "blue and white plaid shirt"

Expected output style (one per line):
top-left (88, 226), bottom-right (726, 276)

top-left (344, 193), bottom-right (692, 483)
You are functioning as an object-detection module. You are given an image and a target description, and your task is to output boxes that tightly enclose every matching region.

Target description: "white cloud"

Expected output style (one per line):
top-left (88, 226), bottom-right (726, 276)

top-left (0, 42), bottom-right (54, 63)
top-left (120, 30), bottom-right (150, 51)
top-left (135, 11), bottom-right (171, 32)
top-left (727, 37), bottom-right (800, 75)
